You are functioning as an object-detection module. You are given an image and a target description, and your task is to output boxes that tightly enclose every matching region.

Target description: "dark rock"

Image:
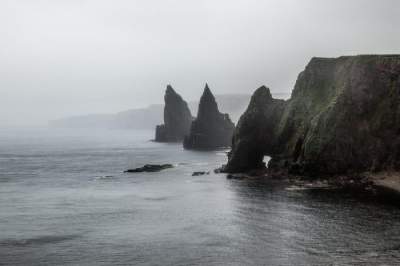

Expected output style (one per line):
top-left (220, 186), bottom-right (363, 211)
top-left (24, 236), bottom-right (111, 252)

top-left (226, 172), bottom-right (263, 180)
top-left (192, 171), bottom-right (210, 176)
top-left (224, 55), bottom-right (400, 176)
top-left (223, 86), bottom-right (285, 173)
top-left (184, 84), bottom-right (235, 150)
top-left (226, 174), bottom-right (246, 180)
top-left (124, 164), bottom-right (173, 173)
top-left (214, 167), bottom-right (224, 174)
top-left (155, 85), bottom-right (193, 142)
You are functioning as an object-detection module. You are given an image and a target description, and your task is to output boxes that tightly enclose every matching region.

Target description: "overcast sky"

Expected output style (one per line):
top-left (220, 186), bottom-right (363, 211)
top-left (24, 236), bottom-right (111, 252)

top-left (1, 0), bottom-right (399, 126)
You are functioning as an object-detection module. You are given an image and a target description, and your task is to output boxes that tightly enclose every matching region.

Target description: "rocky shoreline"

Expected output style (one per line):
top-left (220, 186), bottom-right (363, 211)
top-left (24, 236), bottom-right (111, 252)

top-left (124, 164), bottom-right (174, 173)
top-left (224, 55), bottom-right (400, 176)
top-left (149, 55), bottom-right (400, 202)
top-left (219, 166), bottom-right (400, 200)
top-left (367, 172), bottom-right (400, 199)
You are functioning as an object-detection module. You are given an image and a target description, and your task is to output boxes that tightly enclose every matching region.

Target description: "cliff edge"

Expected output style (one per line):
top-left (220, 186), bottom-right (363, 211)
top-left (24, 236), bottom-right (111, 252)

top-left (224, 55), bottom-right (400, 175)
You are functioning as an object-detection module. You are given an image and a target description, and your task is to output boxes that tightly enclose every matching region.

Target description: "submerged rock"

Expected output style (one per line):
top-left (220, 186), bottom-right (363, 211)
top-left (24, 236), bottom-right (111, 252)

top-left (124, 164), bottom-right (173, 173)
top-left (184, 84), bottom-right (235, 150)
top-left (192, 171), bottom-right (210, 176)
top-left (224, 55), bottom-right (400, 176)
top-left (155, 85), bottom-right (193, 142)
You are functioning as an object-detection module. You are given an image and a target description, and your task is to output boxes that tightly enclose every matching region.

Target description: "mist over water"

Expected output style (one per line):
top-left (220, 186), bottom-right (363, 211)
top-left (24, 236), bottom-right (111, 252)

top-left (1, 0), bottom-right (400, 126)
top-left (1, 0), bottom-right (400, 265)
top-left (1, 128), bottom-right (400, 265)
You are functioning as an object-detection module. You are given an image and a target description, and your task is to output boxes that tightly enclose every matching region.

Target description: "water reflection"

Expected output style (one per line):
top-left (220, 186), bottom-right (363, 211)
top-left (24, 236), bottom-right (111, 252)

top-left (227, 178), bottom-right (400, 265)
top-left (1, 128), bottom-right (400, 265)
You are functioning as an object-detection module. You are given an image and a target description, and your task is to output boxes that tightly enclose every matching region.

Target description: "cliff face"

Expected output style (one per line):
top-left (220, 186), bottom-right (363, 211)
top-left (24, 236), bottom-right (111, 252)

top-left (155, 85), bottom-right (193, 142)
top-left (184, 84), bottom-right (235, 150)
top-left (224, 55), bottom-right (400, 175)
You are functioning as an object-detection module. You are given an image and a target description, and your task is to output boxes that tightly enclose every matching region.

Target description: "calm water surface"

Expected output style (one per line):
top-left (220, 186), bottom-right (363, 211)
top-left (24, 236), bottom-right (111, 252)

top-left (1, 128), bottom-right (400, 265)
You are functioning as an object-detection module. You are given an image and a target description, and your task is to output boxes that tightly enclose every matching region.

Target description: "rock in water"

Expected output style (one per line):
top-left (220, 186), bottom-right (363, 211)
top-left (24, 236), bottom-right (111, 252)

top-left (124, 164), bottom-right (173, 173)
top-left (223, 86), bottom-right (285, 173)
top-left (224, 55), bottom-right (400, 176)
top-left (192, 171), bottom-right (210, 176)
top-left (155, 85), bottom-right (193, 142)
top-left (183, 84), bottom-right (235, 150)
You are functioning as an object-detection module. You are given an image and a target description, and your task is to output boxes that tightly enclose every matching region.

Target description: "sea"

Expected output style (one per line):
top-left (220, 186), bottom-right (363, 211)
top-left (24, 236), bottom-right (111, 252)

top-left (1, 128), bottom-right (400, 265)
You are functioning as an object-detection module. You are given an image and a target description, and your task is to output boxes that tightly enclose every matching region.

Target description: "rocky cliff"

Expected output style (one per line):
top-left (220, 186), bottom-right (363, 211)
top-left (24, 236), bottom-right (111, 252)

top-left (224, 55), bottom-right (400, 175)
top-left (155, 85), bottom-right (193, 142)
top-left (224, 86), bottom-right (285, 172)
top-left (184, 84), bottom-right (235, 150)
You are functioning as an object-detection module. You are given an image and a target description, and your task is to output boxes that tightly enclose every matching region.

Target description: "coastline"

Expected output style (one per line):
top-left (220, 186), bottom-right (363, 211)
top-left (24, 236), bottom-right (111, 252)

top-left (223, 168), bottom-right (400, 202)
top-left (368, 172), bottom-right (400, 199)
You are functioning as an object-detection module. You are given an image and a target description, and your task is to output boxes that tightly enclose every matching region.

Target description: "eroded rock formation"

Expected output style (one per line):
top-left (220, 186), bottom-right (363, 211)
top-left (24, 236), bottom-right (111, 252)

top-left (184, 84), bottom-right (235, 150)
top-left (224, 55), bottom-right (400, 175)
top-left (223, 86), bottom-right (285, 172)
top-left (155, 85), bottom-right (192, 142)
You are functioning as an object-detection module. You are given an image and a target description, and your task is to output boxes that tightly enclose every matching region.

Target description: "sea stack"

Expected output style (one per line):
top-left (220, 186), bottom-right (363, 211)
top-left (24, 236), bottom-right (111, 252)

top-left (224, 55), bottom-right (400, 176)
top-left (155, 85), bottom-right (192, 142)
top-left (223, 86), bottom-right (285, 173)
top-left (183, 84), bottom-right (235, 150)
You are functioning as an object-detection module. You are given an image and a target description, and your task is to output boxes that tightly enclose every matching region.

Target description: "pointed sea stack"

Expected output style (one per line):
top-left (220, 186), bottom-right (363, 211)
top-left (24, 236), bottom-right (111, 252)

top-left (155, 85), bottom-right (192, 142)
top-left (183, 84), bottom-right (235, 150)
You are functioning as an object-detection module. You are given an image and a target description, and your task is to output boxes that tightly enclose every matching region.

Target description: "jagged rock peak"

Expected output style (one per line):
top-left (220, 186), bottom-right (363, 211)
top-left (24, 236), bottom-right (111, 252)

top-left (197, 83), bottom-right (219, 119)
top-left (203, 83), bottom-right (212, 96)
top-left (154, 85), bottom-right (192, 142)
top-left (166, 84), bottom-right (174, 93)
top-left (248, 86), bottom-right (273, 108)
top-left (164, 85), bottom-right (184, 107)
top-left (183, 84), bottom-right (235, 150)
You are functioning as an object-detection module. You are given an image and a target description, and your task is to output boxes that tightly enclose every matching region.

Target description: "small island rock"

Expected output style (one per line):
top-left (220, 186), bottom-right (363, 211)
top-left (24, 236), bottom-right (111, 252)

top-left (124, 164), bottom-right (174, 173)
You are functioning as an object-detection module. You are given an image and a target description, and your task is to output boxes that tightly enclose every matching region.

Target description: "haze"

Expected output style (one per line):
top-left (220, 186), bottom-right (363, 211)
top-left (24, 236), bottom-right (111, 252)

top-left (1, 0), bottom-right (399, 126)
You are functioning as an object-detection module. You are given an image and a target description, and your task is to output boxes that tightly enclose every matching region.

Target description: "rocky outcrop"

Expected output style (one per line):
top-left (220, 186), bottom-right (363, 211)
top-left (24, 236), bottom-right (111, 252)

top-left (223, 86), bottom-right (285, 172)
top-left (192, 171), bottom-right (210, 176)
top-left (224, 55), bottom-right (400, 176)
top-left (155, 85), bottom-right (193, 142)
top-left (183, 84), bottom-right (235, 150)
top-left (124, 164), bottom-right (173, 173)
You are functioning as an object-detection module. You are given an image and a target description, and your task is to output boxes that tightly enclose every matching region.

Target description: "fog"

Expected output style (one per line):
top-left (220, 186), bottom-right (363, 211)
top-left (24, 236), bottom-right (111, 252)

top-left (0, 0), bottom-right (399, 126)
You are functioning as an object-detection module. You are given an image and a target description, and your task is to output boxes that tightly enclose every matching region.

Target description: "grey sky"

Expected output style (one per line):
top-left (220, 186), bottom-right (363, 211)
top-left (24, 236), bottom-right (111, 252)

top-left (1, 0), bottom-right (399, 126)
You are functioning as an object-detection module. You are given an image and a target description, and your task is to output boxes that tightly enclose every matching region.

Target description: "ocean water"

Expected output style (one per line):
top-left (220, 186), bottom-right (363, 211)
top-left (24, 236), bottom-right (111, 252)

top-left (1, 128), bottom-right (400, 266)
